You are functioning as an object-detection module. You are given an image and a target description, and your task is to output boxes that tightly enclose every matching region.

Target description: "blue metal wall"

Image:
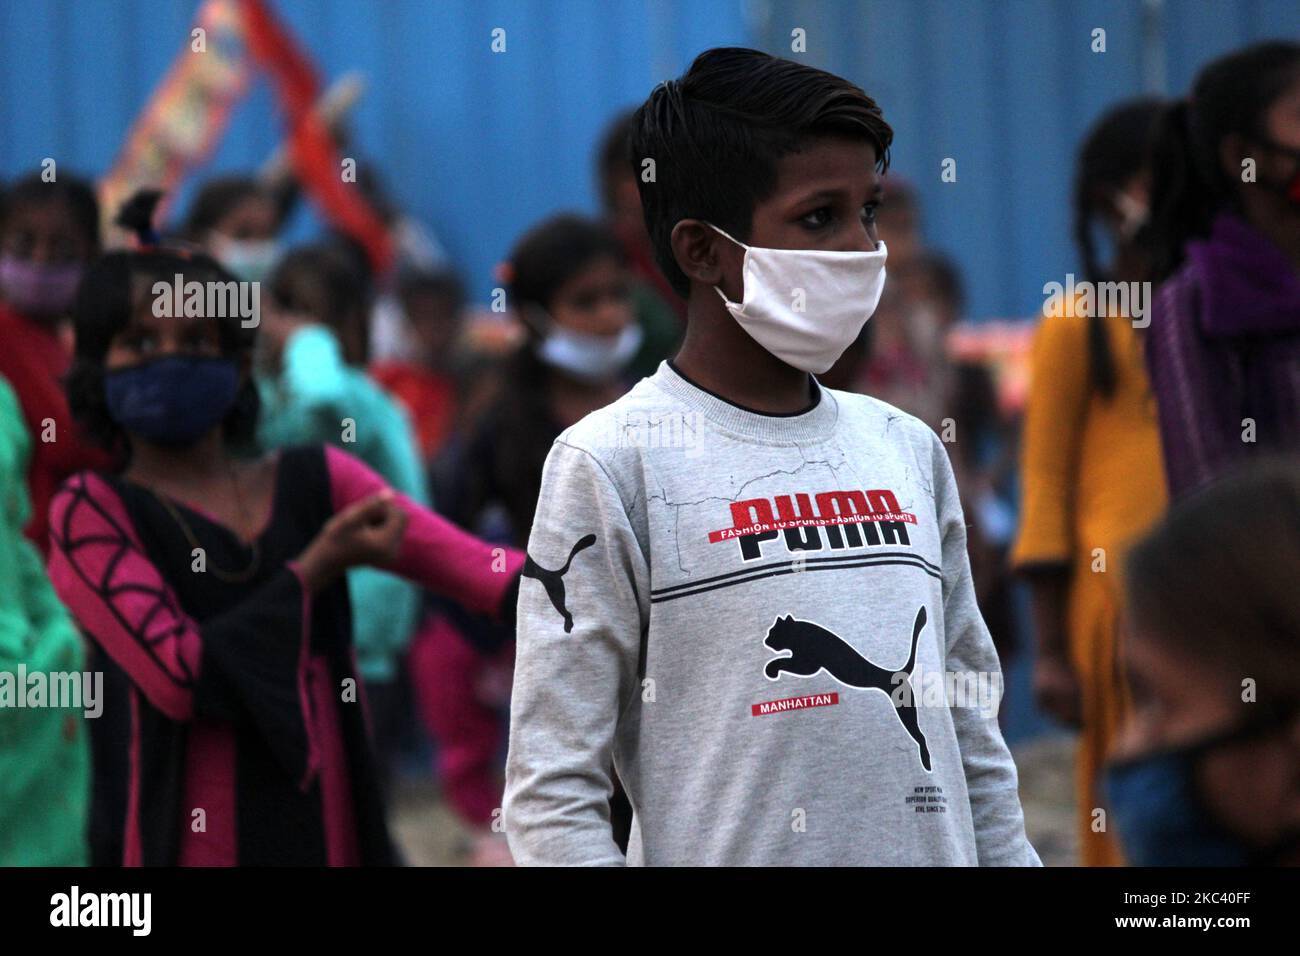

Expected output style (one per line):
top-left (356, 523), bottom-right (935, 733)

top-left (2, 0), bottom-right (1297, 315)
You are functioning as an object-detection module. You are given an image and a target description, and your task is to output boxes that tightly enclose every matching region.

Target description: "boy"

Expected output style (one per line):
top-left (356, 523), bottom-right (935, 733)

top-left (504, 48), bottom-right (1040, 866)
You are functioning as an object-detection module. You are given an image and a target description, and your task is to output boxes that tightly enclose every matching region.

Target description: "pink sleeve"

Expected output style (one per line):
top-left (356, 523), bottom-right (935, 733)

top-left (324, 445), bottom-right (524, 616)
top-left (47, 473), bottom-right (204, 720)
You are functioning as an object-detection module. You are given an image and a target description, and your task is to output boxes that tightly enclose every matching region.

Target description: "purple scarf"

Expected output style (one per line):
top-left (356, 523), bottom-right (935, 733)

top-left (1186, 213), bottom-right (1300, 337)
top-left (1147, 213), bottom-right (1300, 499)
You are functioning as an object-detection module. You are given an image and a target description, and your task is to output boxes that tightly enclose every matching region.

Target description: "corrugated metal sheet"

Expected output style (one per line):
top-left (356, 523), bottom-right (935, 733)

top-left (2, 0), bottom-right (1296, 315)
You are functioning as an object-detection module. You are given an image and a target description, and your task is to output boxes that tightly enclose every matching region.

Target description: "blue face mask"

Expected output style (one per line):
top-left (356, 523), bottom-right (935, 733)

top-left (104, 355), bottom-right (240, 447)
top-left (1105, 748), bottom-right (1251, 867)
top-left (1105, 711), bottom-right (1300, 867)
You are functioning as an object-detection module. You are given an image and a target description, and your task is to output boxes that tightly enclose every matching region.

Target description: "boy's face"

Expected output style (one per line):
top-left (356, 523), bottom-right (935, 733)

top-left (680, 136), bottom-right (883, 303)
top-left (746, 135), bottom-right (881, 252)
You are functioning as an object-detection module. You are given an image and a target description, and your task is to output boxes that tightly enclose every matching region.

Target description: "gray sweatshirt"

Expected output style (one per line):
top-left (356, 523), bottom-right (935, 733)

top-left (505, 362), bottom-right (1041, 866)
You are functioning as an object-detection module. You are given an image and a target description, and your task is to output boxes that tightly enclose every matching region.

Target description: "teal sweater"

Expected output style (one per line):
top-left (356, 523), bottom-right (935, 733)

top-left (0, 376), bottom-right (89, 865)
top-left (257, 325), bottom-right (429, 683)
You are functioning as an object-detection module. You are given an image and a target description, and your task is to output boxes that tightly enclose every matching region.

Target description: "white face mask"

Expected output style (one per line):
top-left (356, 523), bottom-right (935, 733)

top-left (536, 323), bottom-right (643, 383)
top-left (212, 235), bottom-right (282, 284)
top-left (709, 224), bottom-right (887, 374)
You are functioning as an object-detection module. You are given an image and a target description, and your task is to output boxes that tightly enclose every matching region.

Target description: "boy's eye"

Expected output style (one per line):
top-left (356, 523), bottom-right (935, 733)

top-left (862, 202), bottom-right (881, 225)
top-left (799, 207), bottom-right (833, 229)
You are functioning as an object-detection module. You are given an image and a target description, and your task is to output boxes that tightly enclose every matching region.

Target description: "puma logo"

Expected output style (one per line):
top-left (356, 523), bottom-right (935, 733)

top-left (523, 534), bottom-right (597, 633)
top-left (763, 607), bottom-right (932, 771)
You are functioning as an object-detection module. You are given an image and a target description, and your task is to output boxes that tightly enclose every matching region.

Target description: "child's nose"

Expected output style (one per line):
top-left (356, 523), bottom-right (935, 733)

top-left (839, 223), bottom-right (878, 254)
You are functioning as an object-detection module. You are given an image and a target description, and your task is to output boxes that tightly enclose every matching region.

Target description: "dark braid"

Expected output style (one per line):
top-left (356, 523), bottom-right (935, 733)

top-left (1072, 98), bottom-right (1163, 399)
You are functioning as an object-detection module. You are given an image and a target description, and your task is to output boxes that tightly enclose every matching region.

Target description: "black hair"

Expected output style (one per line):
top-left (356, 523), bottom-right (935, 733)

top-left (1148, 42), bottom-right (1300, 283)
top-left (181, 175), bottom-right (272, 239)
top-left (507, 214), bottom-right (623, 322)
top-left (596, 109), bottom-right (637, 213)
top-left (1072, 98), bottom-right (1164, 398)
top-left (270, 243), bottom-right (369, 327)
top-left (1124, 458), bottom-right (1300, 678)
top-left (629, 47), bottom-right (893, 298)
top-left (398, 267), bottom-right (466, 314)
top-left (65, 191), bottom-right (260, 458)
top-left (267, 243), bottom-right (374, 366)
top-left (0, 170), bottom-right (101, 253)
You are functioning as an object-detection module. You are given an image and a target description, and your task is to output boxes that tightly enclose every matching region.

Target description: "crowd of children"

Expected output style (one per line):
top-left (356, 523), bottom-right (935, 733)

top-left (1, 41), bottom-right (1298, 868)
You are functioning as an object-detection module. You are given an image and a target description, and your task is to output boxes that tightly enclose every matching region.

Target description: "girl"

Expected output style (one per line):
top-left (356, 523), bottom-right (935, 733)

top-left (370, 268), bottom-right (466, 462)
top-left (0, 172), bottom-right (112, 554)
top-left (416, 214), bottom-right (640, 863)
top-left (1146, 42), bottom-right (1300, 498)
top-left (1109, 460), bottom-right (1300, 866)
top-left (182, 175), bottom-right (284, 283)
top-left (1012, 99), bottom-right (1168, 866)
top-left (48, 193), bottom-right (522, 866)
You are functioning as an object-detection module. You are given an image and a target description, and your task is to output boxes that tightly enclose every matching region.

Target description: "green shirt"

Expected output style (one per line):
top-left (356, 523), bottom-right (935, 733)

top-left (0, 375), bottom-right (89, 866)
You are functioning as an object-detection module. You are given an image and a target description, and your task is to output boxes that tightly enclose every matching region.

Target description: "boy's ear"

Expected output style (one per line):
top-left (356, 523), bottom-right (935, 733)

top-left (670, 219), bottom-right (737, 296)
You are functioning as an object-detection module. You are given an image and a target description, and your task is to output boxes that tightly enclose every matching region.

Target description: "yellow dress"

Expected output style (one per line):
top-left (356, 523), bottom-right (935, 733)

top-left (1012, 305), bottom-right (1167, 866)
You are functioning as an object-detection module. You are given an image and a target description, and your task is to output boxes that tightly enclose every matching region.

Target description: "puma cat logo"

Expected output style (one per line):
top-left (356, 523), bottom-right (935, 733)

top-left (763, 606), bottom-right (932, 771)
top-left (523, 534), bottom-right (597, 633)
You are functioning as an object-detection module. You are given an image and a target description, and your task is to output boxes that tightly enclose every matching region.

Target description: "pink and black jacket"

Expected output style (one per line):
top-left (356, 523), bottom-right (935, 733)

top-left (48, 444), bottom-right (523, 866)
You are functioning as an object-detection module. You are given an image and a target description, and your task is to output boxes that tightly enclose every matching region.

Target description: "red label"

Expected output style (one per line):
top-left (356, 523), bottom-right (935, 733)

top-left (751, 692), bottom-right (840, 716)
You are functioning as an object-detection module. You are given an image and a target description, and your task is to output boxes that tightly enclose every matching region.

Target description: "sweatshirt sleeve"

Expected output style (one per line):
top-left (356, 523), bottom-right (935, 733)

top-left (930, 432), bottom-right (1042, 866)
top-left (504, 439), bottom-right (650, 866)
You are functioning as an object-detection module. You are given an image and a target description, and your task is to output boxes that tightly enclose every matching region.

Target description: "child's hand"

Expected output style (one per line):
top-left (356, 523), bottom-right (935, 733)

top-left (1034, 651), bottom-right (1082, 728)
top-left (296, 490), bottom-right (409, 593)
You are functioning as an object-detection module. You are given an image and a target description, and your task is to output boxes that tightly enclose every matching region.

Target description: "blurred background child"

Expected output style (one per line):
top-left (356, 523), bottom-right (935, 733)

top-left (1012, 99), bottom-right (1169, 866)
top-left (1110, 460), bottom-right (1300, 866)
top-left (1146, 42), bottom-right (1300, 498)
top-left (182, 174), bottom-right (287, 284)
top-left (370, 268), bottom-right (466, 462)
top-left (414, 213), bottom-right (641, 863)
top-left (0, 173), bottom-right (112, 554)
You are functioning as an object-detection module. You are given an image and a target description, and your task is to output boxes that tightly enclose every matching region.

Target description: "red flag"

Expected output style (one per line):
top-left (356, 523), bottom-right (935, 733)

top-left (240, 0), bottom-right (394, 275)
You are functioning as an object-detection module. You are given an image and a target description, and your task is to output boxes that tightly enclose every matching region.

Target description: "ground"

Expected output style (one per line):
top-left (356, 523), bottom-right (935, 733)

top-left (389, 732), bottom-right (1079, 866)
